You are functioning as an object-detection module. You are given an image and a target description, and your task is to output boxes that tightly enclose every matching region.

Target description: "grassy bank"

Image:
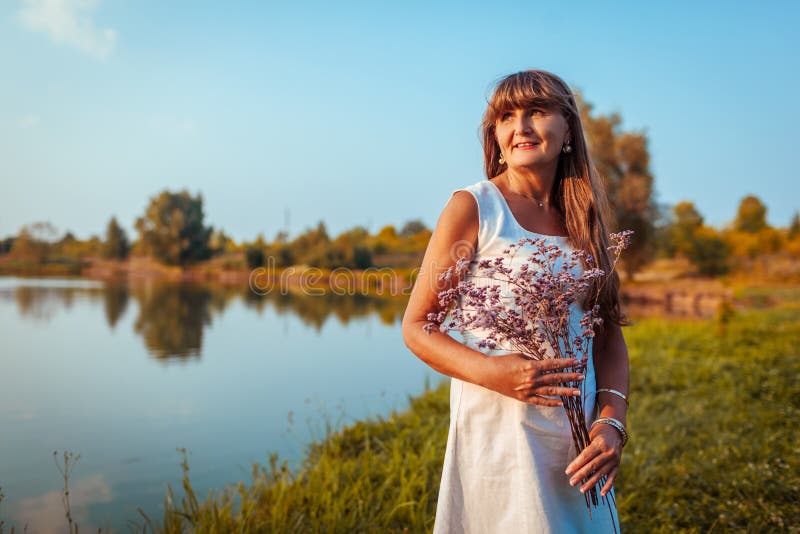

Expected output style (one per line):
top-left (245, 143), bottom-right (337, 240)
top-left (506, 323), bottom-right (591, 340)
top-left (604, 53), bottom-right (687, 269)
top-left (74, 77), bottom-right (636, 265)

top-left (125, 302), bottom-right (798, 532)
top-left (618, 303), bottom-right (799, 531)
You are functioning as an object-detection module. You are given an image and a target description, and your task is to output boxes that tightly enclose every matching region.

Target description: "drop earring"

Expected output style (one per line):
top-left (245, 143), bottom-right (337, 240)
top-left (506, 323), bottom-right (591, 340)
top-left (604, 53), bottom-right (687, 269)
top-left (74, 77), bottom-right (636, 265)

top-left (562, 141), bottom-right (572, 154)
top-left (499, 154), bottom-right (506, 165)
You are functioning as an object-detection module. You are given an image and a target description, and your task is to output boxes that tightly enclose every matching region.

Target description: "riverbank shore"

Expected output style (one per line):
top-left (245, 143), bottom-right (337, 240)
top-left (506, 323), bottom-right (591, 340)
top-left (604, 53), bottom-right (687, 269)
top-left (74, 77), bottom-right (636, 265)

top-left (0, 254), bottom-right (757, 317)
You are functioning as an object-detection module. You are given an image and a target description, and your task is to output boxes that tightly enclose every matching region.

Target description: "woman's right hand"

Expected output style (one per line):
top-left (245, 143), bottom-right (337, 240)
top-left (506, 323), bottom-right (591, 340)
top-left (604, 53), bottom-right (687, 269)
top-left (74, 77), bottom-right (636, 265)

top-left (480, 353), bottom-right (585, 406)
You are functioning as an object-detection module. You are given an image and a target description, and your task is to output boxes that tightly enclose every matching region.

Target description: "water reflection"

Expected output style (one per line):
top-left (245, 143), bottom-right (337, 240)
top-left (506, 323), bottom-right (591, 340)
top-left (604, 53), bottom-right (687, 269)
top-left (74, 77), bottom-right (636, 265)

top-left (132, 282), bottom-right (214, 359)
top-left (11, 473), bottom-right (113, 534)
top-left (264, 291), bottom-right (406, 330)
top-left (103, 284), bottom-right (129, 329)
top-left (2, 284), bottom-right (104, 321)
top-left (0, 278), bottom-right (409, 360)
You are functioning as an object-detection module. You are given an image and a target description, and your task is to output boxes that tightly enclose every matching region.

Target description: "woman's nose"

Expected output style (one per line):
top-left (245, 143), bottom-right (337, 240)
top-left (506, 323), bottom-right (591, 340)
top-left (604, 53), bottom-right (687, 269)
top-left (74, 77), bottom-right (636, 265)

top-left (513, 115), bottom-right (532, 135)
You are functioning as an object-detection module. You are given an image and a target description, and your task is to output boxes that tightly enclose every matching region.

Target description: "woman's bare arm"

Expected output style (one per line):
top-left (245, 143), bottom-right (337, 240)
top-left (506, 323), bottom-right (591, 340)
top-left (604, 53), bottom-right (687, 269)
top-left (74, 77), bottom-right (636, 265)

top-left (564, 321), bottom-right (630, 495)
top-left (401, 190), bottom-right (492, 386)
top-left (593, 322), bottom-right (630, 426)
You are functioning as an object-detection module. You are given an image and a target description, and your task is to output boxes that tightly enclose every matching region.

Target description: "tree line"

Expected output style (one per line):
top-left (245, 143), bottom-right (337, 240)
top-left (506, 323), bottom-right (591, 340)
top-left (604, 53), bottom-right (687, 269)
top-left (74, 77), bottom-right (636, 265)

top-left (1, 96), bottom-right (798, 278)
top-left (0, 189), bottom-right (433, 272)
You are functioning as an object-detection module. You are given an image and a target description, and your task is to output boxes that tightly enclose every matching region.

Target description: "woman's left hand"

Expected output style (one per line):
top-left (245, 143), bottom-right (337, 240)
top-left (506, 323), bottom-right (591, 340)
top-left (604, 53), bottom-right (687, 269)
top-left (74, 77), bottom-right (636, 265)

top-left (564, 424), bottom-right (623, 496)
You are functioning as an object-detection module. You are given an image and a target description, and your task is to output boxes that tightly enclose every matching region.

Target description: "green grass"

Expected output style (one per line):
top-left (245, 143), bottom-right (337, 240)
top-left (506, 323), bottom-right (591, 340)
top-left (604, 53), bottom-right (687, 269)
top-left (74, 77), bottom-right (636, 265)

top-left (617, 303), bottom-right (799, 532)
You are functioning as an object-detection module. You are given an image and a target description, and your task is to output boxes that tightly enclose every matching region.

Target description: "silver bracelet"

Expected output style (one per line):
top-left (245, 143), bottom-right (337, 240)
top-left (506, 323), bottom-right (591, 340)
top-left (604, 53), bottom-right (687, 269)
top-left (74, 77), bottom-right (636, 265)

top-left (591, 417), bottom-right (628, 448)
top-left (597, 388), bottom-right (629, 406)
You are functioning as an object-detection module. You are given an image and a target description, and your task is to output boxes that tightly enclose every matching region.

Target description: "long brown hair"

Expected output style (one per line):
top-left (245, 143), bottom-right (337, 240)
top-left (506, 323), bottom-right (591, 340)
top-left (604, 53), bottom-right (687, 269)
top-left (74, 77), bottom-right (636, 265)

top-left (481, 69), bottom-right (629, 329)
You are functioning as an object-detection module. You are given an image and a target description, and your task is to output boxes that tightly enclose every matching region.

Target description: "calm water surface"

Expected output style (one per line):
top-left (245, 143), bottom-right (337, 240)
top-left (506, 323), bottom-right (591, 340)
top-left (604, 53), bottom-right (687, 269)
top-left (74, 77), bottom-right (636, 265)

top-left (0, 276), bottom-right (439, 532)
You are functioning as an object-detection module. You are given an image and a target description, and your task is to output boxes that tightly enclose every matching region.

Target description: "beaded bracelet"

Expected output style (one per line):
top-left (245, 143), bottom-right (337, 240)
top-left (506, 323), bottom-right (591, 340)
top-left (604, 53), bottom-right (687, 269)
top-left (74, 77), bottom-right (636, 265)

top-left (591, 417), bottom-right (628, 448)
top-left (597, 388), bottom-right (629, 406)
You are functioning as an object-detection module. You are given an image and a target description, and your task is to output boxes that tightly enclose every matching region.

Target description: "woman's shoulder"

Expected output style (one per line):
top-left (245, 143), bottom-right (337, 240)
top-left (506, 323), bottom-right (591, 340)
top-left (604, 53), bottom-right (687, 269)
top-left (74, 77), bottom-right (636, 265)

top-left (441, 187), bottom-right (479, 227)
top-left (452, 179), bottom-right (492, 196)
top-left (443, 179), bottom-right (493, 220)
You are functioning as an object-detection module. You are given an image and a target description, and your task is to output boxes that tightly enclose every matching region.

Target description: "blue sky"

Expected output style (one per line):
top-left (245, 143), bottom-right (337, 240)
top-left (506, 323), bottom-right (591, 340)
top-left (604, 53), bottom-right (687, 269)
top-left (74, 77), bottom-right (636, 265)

top-left (1, 1), bottom-right (798, 243)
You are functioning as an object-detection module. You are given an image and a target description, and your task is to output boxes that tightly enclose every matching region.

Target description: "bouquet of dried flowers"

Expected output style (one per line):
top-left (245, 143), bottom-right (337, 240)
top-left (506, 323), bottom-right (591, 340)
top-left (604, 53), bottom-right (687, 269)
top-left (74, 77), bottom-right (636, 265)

top-left (423, 230), bottom-right (632, 520)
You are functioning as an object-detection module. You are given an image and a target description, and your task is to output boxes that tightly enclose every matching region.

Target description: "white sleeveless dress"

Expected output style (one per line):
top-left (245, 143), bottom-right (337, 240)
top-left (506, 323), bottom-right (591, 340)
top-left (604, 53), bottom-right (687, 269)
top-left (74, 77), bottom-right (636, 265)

top-left (433, 179), bottom-right (620, 534)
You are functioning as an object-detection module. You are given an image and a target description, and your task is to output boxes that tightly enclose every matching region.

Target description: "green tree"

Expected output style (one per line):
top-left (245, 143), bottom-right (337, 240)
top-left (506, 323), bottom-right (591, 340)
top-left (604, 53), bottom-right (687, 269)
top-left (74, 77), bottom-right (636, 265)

top-left (399, 219), bottom-right (428, 237)
top-left (670, 201), bottom-right (704, 256)
top-left (650, 202), bottom-right (676, 258)
top-left (733, 195), bottom-right (768, 233)
top-left (262, 231), bottom-right (294, 268)
top-left (689, 226), bottom-right (731, 276)
top-left (134, 190), bottom-right (212, 266)
top-left (245, 234), bottom-right (267, 269)
top-left (103, 216), bottom-right (130, 260)
top-left (0, 237), bottom-right (14, 255)
top-left (580, 96), bottom-right (657, 279)
top-left (245, 246), bottom-right (265, 269)
top-left (665, 202), bottom-right (730, 275)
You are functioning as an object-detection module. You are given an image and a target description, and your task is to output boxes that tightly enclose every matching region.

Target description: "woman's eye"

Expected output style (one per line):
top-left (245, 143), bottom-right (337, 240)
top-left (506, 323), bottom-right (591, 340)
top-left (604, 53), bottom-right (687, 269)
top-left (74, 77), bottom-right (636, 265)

top-left (501, 112), bottom-right (512, 121)
top-left (530, 108), bottom-right (545, 116)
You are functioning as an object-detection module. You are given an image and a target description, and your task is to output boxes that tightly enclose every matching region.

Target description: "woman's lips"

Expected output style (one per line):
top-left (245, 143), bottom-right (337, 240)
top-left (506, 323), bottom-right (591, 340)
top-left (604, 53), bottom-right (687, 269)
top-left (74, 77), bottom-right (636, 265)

top-left (514, 142), bottom-right (540, 150)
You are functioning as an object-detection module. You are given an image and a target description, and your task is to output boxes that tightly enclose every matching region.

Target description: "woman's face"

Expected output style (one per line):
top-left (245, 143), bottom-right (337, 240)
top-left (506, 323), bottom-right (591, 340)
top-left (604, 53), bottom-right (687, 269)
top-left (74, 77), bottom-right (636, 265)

top-left (494, 104), bottom-right (570, 171)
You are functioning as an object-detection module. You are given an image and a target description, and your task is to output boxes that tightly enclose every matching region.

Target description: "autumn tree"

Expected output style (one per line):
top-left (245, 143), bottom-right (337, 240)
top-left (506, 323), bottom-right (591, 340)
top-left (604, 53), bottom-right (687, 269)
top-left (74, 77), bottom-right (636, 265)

top-left (733, 195), bottom-right (768, 233)
top-left (135, 190), bottom-right (212, 266)
top-left (786, 212), bottom-right (800, 257)
top-left (54, 231), bottom-right (83, 261)
top-left (788, 212), bottom-right (800, 241)
top-left (332, 226), bottom-right (373, 269)
top-left (103, 216), bottom-right (130, 260)
top-left (9, 222), bottom-right (58, 264)
top-left (209, 228), bottom-right (234, 256)
top-left (10, 228), bottom-right (46, 263)
top-left (290, 221), bottom-right (330, 267)
top-left (371, 224), bottom-right (398, 254)
top-left (579, 95), bottom-right (657, 279)
top-left (287, 223), bottom-right (374, 270)
top-left (726, 196), bottom-right (782, 258)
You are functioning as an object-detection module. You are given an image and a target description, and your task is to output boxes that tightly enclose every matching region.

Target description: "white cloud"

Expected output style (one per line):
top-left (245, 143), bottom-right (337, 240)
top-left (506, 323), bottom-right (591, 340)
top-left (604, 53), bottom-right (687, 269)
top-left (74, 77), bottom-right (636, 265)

top-left (18, 0), bottom-right (117, 60)
top-left (19, 114), bottom-right (41, 129)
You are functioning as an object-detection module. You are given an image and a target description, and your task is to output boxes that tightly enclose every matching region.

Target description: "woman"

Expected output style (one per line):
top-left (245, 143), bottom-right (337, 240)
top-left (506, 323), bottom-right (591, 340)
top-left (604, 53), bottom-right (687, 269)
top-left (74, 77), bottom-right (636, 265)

top-left (401, 69), bottom-right (630, 533)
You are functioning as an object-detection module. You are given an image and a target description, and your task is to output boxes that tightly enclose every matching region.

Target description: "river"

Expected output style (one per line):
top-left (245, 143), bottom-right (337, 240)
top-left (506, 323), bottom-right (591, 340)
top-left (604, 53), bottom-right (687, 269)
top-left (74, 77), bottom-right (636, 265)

top-left (0, 276), bottom-right (439, 532)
